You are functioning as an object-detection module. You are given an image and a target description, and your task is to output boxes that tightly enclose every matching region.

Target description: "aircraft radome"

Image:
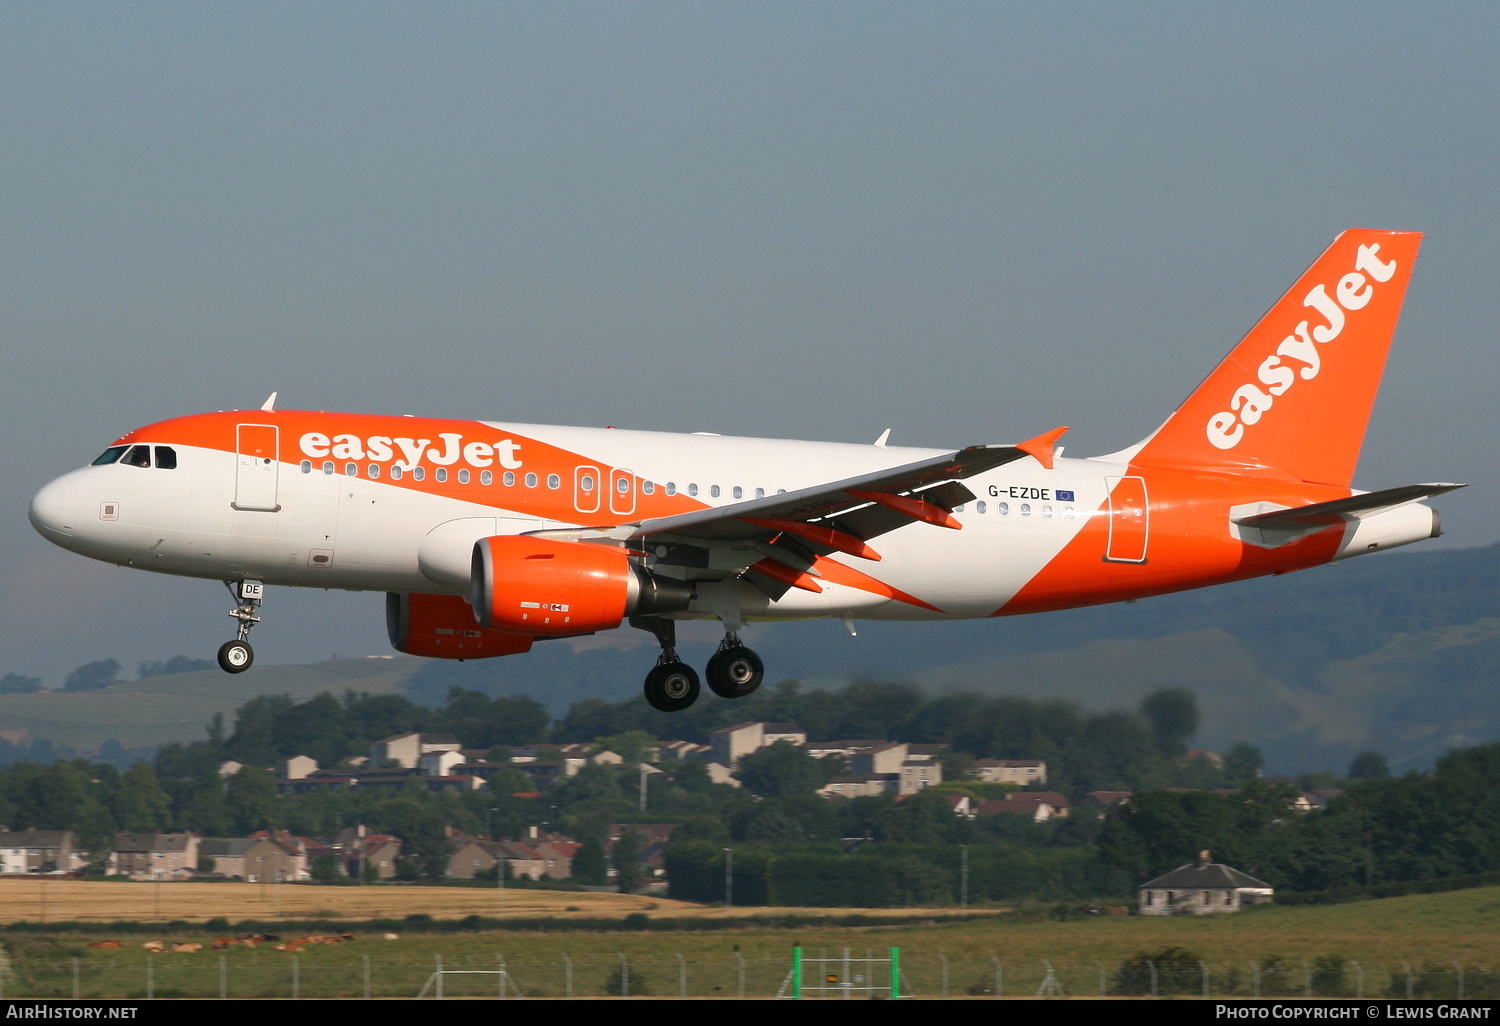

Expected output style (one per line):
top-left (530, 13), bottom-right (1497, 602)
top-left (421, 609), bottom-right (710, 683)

top-left (30, 230), bottom-right (1463, 711)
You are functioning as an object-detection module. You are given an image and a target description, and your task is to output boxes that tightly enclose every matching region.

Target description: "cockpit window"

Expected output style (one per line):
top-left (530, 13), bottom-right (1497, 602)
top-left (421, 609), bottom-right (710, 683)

top-left (153, 446), bottom-right (178, 470)
top-left (91, 446), bottom-right (128, 466)
top-left (121, 445), bottom-right (151, 468)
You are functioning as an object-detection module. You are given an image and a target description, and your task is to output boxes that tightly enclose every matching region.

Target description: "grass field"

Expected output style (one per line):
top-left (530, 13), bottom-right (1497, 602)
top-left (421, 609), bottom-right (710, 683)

top-left (0, 882), bottom-right (1496, 998)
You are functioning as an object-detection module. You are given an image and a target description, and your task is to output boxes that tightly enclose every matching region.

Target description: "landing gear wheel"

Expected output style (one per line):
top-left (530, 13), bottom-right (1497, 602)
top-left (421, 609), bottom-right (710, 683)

top-left (706, 645), bottom-right (764, 699)
top-left (644, 661), bottom-right (700, 712)
top-left (217, 640), bottom-right (254, 674)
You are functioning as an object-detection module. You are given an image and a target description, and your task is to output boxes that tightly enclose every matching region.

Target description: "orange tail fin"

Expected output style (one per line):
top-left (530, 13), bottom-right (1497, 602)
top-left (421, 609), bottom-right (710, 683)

top-left (1131, 230), bottom-right (1422, 487)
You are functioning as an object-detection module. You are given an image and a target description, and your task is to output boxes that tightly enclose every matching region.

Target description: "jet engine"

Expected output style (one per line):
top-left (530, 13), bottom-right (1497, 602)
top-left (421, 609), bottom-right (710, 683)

top-left (386, 592), bottom-right (535, 659)
top-left (471, 535), bottom-right (691, 636)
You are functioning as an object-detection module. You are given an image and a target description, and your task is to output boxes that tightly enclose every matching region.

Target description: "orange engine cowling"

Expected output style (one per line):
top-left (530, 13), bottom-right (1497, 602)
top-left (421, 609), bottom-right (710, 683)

top-left (386, 592), bottom-right (535, 660)
top-left (471, 535), bottom-right (690, 637)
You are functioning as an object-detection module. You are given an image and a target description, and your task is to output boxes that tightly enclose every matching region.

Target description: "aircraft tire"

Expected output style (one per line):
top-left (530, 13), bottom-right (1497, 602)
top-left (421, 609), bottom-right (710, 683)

top-left (217, 640), bottom-right (254, 674)
top-left (706, 645), bottom-right (764, 699)
top-left (644, 661), bottom-right (700, 712)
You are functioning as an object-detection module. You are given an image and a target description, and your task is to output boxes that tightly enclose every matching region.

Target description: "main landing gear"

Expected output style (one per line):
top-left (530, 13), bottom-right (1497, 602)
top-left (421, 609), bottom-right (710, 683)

top-left (632, 617), bottom-right (764, 712)
top-left (218, 579), bottom-right (264, 674)
top-left (706, 634), bottom-right (764, 699)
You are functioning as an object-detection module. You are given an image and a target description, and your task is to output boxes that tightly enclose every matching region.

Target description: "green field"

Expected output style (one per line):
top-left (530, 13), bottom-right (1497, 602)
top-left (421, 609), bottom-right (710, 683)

top-left (3, 887), bottom-right (1498, 998)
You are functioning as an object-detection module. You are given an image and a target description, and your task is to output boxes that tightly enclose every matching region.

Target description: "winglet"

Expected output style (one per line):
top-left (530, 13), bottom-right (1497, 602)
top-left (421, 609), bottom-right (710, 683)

top-left (1016, 426), bottom-right (1069, 470)
top-left (260, 392), bottom-right (278, 412)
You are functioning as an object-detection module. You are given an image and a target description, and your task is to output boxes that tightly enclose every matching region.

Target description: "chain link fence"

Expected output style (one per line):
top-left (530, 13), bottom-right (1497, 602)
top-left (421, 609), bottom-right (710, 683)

top-left (2, 951), bottom-right (1496, 999)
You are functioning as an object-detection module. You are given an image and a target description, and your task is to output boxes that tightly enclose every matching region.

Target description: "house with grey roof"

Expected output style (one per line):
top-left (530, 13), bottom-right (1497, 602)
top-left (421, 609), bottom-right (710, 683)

top-left (1138, 850), bottom-right (1274, 915)
top-left (0, 830), bottom-right (83, 874)
top-left (111, 832), bottom-right (199, 880)
top-left (199, 837), bottom-right (305, 882)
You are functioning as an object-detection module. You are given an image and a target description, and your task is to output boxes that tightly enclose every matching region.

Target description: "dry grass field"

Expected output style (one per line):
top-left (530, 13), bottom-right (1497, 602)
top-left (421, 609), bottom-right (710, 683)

top-left (0, 878), bottom-right (967, 924)
top-left (0, 878), bottom-right (698, 923)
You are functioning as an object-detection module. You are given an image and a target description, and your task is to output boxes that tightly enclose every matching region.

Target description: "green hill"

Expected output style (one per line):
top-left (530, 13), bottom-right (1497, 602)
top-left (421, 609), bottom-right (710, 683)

top-left (0, 656), bottom-right (418, 755)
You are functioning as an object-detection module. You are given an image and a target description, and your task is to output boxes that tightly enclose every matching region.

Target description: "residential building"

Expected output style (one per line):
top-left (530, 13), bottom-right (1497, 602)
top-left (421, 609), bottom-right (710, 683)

top-left (326, 826), bottom-right (401, 879)
top-left (370, 732), bottom-right (462, 769)
top-left (111, 832), bottom-right (199, 880)
top-left (847, 743), bottom-right (944, 794)
top-left (973, 759), bottom-right (1047, 786)
top-left (0, 830), bottom-right (83, 874)
top-left (199, 837), bottom-right (306, 882)
top-left (447, 837), bottom-right (546, 880)
top-left (280, 755), bottom-right (318, 780)
top-left (975, 792), bottom-right (1072, 822)
top-left (1138, 851), bottom-right (1274, 915)
top-left (820, 774), bottom-right (899, 798)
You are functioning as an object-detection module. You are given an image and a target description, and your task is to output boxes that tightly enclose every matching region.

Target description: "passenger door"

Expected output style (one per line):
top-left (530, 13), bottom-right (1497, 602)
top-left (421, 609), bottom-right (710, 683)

top-left (234, 424), bottom-right (280, 512)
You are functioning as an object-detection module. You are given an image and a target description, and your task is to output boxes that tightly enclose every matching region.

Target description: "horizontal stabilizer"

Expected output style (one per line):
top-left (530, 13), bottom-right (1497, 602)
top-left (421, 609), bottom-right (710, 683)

top-left (1233, 483), bottom-right (1465, 530)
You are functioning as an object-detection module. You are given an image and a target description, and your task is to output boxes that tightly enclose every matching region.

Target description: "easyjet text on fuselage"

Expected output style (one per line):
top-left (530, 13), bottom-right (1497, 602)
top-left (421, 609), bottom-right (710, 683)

top-left (298, 431), bottom-right (524, 470)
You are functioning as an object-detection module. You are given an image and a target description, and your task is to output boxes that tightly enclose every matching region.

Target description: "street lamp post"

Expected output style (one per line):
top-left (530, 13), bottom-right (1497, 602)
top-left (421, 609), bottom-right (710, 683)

top-left (723, 848), bottom-right (733, 910)
top-left (960, 844), bottom-right (969, 911)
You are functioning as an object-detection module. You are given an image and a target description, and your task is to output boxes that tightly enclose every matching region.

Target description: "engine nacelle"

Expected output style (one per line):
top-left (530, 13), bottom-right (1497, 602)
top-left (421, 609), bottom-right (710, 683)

top-left (471, 535), bottom-right (691, 636)
top-left (386, 592), bottom-right (535, 660)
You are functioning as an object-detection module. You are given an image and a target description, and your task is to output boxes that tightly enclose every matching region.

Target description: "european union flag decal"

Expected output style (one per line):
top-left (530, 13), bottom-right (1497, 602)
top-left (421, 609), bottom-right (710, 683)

top-left (1056, 490), bottom-right (1075, 501)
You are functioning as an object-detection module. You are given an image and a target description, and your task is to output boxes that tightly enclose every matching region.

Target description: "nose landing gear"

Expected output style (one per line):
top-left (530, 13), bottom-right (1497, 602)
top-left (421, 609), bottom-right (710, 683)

top-left (218, 579), bottom-right (263, 674)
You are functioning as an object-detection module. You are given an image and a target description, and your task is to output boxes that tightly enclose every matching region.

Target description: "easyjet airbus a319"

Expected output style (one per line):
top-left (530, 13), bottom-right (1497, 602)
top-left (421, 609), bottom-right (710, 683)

top-left (30, 230), bottom-right (1462, 711)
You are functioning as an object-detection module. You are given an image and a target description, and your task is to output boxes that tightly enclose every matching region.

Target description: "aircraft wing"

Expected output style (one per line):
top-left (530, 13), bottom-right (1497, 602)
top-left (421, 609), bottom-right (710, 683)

top-left (1232, 482), bottom-right (1466, 530)
top-left (615, 428), bottom-right (1068, 597)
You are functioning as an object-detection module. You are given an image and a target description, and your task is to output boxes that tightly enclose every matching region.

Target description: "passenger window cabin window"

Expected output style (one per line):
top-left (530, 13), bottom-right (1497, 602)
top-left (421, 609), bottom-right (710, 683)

top-left (122, 445), bottom-right (151, 469)
top-left (581, 475), bottom-right (596, 491)
top-left (665, 482), bottom-right (677, 496)
top-left (687, 483), bottom-right (698, 497)
top-left (458, 469), bottom-right (470, 484)
top-left (435, 468), bottom-right (447, 483)
top-left (390, 466), bottom-right (404, 480)
top-left (91, 446), bottom-right (128, 466)
top-left (412, 467), bottom-right (425, 481)
top-left (710, 485), bottom-right (720, 498)
top-left (300, 460), bottom-right (312, 474)
top-left (999, 501), bottom-right (1009, 515)
top-left (1020, 503), bottom-right (1031, 516)
top-left (976, 500), bottom-right (986, 513)
top-left (322, 461), bottom-right (334, 475)
top-left (524, 473), bottom-right (537, 488)
top-left (503, 471), bottom-right (515, 486)
top-left (617, 478), bottom-right (629, 493)
top-left (755, 488), bottom-right (765, 499)
top-left (642, 481), bottom-right (655, 495)
top-left (368, 464), bottom-right (380, 479)
top-left (480, 470), bottom-right (493, 485)
top-left (346, 463), bottom-right (358, 477)
top-left (153, 446), bottom-right (177, 470)
top-left (732, 486), bottom-right (743, 499)
top-left (547, 474), bottom-right (560, 489)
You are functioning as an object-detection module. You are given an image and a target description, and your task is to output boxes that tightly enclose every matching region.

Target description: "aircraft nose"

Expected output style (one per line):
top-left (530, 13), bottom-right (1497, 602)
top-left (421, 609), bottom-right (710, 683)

top-left (29, 476), bottom-right (77, 544)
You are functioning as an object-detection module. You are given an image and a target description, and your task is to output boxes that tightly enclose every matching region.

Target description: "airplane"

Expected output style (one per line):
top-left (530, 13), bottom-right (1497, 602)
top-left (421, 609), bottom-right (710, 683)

top-left (29, 229), bottom-right (1463, 712)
